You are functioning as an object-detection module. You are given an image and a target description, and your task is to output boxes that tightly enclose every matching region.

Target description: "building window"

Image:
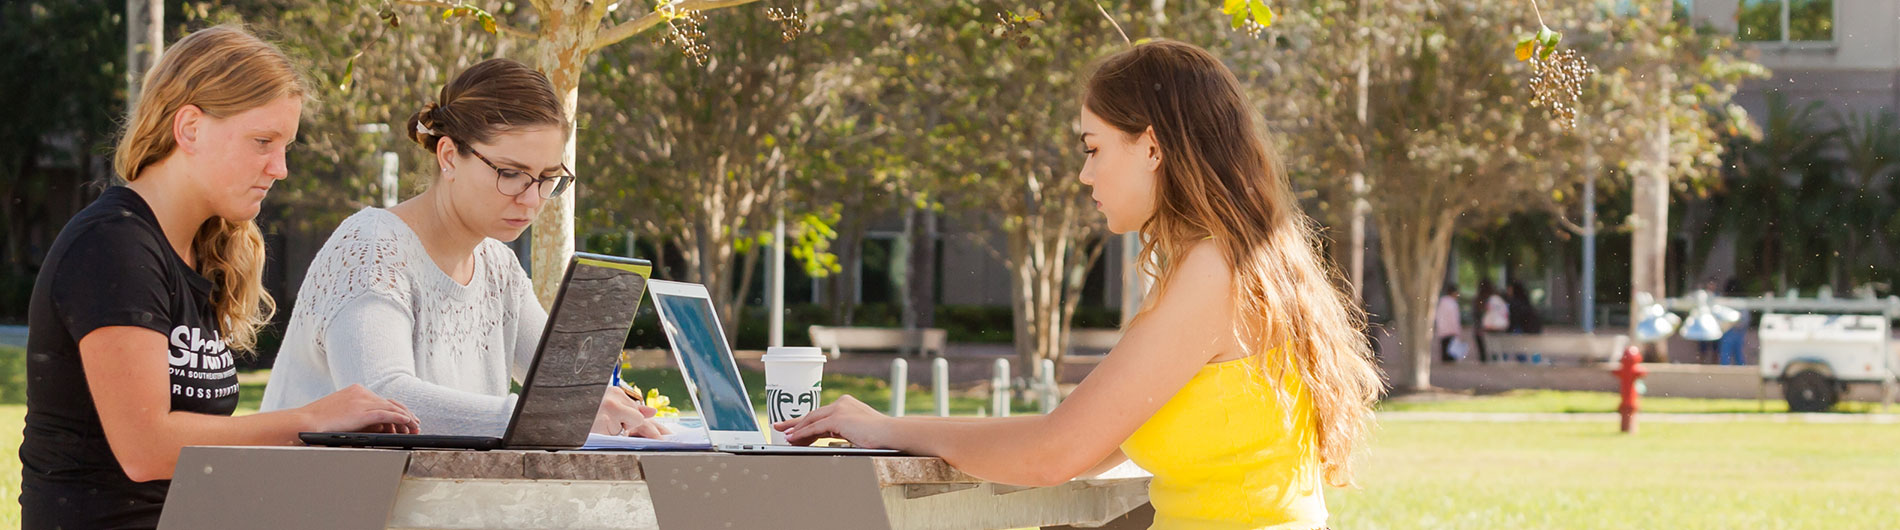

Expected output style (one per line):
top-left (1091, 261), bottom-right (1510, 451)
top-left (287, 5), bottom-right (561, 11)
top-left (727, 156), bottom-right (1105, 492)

top-left (1739, 0), bottom-right (1833, 43)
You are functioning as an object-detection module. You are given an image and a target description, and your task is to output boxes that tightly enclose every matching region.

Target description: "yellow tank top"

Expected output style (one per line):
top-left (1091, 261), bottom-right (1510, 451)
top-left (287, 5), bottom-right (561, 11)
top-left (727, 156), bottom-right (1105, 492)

top-left (1120, 355), bottom-right (1327, 530)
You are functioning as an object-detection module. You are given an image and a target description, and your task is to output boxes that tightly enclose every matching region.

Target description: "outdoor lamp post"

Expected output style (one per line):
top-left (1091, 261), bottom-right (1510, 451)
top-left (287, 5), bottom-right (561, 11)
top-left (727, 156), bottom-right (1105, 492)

top-left (1680, 291), bottom-right (1725, 342)
top-left (1633, 292), bottom-right (1681, 344)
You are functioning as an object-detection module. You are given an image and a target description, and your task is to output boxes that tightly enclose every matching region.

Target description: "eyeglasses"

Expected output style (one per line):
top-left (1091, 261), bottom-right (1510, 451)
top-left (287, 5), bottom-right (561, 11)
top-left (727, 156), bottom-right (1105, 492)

top-left (458, 141), bottom-right (575, 199)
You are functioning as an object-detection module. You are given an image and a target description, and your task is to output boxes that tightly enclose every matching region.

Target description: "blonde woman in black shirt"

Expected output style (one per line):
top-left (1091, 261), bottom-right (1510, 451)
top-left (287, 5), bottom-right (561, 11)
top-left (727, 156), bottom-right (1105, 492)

top-left (20, 26), bottom-right (418, 530)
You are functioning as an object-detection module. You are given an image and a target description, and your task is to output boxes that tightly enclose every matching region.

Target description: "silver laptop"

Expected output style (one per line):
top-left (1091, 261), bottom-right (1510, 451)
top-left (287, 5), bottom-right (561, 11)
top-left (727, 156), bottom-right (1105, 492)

top-left (300, 253), bottom-right (652, 450)
top-left (645, 280), bottom-right (900, 456)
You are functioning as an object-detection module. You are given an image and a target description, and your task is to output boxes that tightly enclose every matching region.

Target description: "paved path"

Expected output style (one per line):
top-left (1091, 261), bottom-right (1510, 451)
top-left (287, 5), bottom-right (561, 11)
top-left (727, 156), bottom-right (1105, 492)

top-left (0, 325), bottom-right (25, 348)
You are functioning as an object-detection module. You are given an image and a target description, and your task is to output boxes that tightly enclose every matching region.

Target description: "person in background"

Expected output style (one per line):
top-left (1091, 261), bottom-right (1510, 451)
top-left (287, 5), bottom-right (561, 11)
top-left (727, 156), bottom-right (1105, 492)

top-left (1474, 281), bottom-right (1508, 363)
top-left (1436, 283), bottom-right (1464, 362)
top-left (1717, 279), bottom-right (1751, 366)
top-left (1506, 281), bottom-right (1542, 335)
top-left (1695, 279), bottom-right (1721, 364)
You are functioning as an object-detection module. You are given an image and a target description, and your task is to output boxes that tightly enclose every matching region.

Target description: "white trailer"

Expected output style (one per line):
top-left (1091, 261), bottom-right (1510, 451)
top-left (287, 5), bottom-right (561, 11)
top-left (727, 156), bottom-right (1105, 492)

top-left (1756, 313), bottom-right (1899, 412)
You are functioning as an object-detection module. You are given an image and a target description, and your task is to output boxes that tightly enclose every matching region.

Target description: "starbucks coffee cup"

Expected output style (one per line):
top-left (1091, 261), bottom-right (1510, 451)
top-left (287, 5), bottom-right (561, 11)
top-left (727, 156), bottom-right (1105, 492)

top-left (761, 346), bottom-right (826, 444)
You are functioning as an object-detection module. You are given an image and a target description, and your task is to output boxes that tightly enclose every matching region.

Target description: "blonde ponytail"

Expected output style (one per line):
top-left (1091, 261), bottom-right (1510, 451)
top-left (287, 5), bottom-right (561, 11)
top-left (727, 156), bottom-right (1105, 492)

top-left (190, 218), bottom-right (276, 352)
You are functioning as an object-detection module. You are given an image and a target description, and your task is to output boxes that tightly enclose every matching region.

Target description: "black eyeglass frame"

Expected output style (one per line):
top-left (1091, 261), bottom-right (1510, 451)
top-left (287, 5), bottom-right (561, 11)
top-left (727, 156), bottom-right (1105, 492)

top-left (456, 140), bottom-right (576, 199)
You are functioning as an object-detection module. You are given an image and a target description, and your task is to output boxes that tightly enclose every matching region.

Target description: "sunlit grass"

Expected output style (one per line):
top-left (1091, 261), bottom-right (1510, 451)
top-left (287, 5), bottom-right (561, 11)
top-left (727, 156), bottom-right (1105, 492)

top-left (1328, 420), bottom-right (1900, 529)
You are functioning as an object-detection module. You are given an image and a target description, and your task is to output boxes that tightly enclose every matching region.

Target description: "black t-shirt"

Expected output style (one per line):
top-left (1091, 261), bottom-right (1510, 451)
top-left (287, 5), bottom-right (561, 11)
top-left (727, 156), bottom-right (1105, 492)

top-left (20, 187), bottom-right (240, 530)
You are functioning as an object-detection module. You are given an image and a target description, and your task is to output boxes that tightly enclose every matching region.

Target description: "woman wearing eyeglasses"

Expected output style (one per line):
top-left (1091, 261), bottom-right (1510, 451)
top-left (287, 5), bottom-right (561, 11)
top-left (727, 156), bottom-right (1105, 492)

top-left (259, 58), bottom-right (664, 439)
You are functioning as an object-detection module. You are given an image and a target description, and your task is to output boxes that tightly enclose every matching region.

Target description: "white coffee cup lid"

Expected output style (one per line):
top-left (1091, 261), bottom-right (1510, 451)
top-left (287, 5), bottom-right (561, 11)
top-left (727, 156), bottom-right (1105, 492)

top-left (761, 346), bottom-right (827, 363)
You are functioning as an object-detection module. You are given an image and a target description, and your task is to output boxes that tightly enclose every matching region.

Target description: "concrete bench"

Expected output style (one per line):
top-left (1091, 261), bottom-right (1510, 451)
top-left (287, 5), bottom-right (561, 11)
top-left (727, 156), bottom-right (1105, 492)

top-left (1067, 328), bottom-right (1123, 356)
top-left (1482, 333), bottom-right (1630, 365)
top-left (807, 325), bottom-right (947, 358)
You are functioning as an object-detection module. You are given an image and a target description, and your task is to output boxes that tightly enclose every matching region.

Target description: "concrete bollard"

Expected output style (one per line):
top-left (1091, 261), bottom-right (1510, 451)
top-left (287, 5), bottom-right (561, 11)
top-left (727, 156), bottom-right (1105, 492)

top-left (932, 357), bottom-right (949, 417)
top-left (889, 358), bottom-right (908, 417)
top-left (991, 358), bottom-right (1011, 417)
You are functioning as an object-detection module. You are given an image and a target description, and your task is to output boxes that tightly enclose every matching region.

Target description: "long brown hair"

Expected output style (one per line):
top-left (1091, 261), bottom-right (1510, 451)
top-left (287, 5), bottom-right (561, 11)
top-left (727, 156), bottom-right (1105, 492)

top-left (1084, 40), bottom-right (1381, 487)
top-left (405, 58), bottom-right (566, 154)
top-left (114, 25), bottom-right (306, 353)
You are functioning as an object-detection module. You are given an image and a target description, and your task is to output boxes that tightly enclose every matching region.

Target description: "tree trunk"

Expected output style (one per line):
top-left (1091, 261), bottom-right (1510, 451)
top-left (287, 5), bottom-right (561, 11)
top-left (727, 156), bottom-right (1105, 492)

top-left (1053, 232), bottom-right (1104, 381)
top-left (1378, 209), bottom-right (1457, 391)
top-left (1347, 0), bottom-right (1370, 303)
top-left (1840, 232), bottom-right (1860, 293)
top-left (1007, 225), bottom-right (1034, 379)
top-left (1, 141), bottom-right (34, 274)
top-left (827, 216), bottom-right (867, 325)
top-left (1119, 232), bottom-right (1145, 327)
top-left (908, 207), bottom-right (938, 329)
top-left (896, 201), bottom-right (915, 333)
top-left (1630, 84), bottom-right (1672, 361)
top-left (127, 0), bottom-right (162, 100)
top-left (527, 1), bottom-right (603, 308)
top-left (727, 244), bottom-right (761, 342)
top-left (1003, 186), bottom-right (1099, 383)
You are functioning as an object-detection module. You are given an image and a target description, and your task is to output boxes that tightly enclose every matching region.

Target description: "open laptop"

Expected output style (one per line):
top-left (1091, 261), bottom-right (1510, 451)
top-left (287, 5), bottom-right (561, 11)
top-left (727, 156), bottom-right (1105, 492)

top-left (299, 252), bottom-right (652, 450)
top-left (645, 280), bottom-right (900, 456)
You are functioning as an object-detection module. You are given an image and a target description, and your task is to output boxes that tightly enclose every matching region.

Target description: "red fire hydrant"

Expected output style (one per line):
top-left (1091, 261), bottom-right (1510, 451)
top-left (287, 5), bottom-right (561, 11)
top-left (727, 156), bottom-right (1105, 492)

top-left (1612, 346), bottom-right (1648, 434)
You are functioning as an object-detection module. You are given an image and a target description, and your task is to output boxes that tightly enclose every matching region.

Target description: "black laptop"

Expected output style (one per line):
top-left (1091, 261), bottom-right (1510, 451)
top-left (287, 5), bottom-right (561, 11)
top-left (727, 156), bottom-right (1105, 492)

top-left (299, 252), bottom-right (652, 450)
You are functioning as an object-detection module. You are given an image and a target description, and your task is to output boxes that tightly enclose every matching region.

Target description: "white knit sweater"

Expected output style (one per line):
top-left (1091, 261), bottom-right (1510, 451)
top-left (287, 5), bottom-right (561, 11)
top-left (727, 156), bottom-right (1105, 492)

top-left (259, 208), bottom-right (547, 436)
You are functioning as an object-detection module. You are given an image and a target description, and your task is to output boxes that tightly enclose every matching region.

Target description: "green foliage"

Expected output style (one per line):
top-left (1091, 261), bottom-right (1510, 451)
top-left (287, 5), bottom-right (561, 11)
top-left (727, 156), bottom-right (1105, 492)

top-left (0, 0), bottom-right (126, 295)
top-left (1515, 25), bottom-right (1563, 62)
top-left (577, 1), bottom-right (856, 335)
top-left (243, 0), bottom-right (505, 233)
top-left (1696, 92), bottom-right (1900, 294)
top-left (438, 3), bottom-right (499, 35)
top-left (1221, 0), bottom-right (1274, 31)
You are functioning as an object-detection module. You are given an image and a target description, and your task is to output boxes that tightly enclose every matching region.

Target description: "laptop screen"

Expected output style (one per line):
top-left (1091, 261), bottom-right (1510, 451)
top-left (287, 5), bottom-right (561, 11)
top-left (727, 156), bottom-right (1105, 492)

top-left (651, 290), bottom-right (761, 436)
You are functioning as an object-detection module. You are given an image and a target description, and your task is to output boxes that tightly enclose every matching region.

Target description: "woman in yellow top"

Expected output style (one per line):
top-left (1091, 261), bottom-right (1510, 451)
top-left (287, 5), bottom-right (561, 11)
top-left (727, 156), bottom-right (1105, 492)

top-left (775, 40), bottom-right (1382, 530)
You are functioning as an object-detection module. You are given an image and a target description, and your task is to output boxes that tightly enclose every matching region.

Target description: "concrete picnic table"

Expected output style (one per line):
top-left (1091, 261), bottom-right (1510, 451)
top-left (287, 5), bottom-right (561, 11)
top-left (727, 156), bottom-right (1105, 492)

top-left (157, 446), bottom-right (1152, 530)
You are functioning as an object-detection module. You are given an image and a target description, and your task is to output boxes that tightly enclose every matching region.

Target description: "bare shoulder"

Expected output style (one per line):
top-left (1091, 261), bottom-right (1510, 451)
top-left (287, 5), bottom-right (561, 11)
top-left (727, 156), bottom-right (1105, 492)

top-left (1164, 239), bottom-right (1233, 295)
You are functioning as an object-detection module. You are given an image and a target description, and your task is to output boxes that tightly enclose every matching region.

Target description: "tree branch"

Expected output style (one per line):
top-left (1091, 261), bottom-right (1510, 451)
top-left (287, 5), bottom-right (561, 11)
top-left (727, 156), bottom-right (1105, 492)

top-left (396, 0), bottom-right (539, 40)
top-left (1549, 206), bottom-right (1589, 236)
top-left (592, 0), bottom-right (763, 53)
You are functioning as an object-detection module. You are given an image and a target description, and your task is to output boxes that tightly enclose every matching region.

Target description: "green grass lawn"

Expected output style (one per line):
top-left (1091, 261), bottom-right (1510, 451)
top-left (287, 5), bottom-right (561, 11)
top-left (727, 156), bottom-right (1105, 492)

top-left (1327, 420), bottom-right (1900, 529)
top-left (1, 405), bottom-right (16, 529)
top-left (1379, 389), bottom-right (1888, 414)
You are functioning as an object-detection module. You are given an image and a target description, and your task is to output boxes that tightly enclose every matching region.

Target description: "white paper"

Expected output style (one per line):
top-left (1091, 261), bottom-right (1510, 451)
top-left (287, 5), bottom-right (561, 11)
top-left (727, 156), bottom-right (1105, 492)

top-left (580, 416), bottom-right (713, 451)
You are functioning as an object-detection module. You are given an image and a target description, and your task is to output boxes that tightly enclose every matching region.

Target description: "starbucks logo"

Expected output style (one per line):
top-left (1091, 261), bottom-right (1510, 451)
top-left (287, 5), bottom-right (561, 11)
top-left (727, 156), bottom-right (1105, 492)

top-left (766, 386), bottom-right (819, 423)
